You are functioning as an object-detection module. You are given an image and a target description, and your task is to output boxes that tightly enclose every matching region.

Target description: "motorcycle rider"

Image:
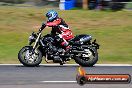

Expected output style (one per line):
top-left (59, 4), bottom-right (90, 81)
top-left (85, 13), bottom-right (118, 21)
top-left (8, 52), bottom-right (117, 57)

top-left (40, 10), bottom-right (74, 52)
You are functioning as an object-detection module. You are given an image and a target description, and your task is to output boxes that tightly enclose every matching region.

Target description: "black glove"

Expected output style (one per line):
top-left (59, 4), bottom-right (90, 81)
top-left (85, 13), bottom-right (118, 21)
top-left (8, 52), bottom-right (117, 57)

top-left (39, 22), bottom-right (46, 32)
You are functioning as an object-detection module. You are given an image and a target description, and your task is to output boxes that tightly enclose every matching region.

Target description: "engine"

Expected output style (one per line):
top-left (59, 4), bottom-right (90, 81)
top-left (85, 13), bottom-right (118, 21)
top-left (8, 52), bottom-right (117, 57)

top-left (42, 36), bottom-right (65, 63)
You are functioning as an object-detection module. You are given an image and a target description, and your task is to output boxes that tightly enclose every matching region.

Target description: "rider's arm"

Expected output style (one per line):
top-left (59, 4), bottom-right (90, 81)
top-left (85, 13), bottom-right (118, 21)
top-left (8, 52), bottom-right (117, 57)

top-left (46, 19), bottom-right (61, 27)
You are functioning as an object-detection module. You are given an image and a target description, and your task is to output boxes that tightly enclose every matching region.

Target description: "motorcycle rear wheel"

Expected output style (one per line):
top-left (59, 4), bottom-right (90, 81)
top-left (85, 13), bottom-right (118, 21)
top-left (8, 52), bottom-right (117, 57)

top-left (74, 46), bottom-right (98, 67)
top-left (18, 46), bottom-right (42, 67)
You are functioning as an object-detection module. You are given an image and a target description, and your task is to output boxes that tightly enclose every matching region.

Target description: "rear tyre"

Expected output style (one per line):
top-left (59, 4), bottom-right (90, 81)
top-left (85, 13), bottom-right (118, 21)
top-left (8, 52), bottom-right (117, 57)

top-left (18, 46), bottom-right (42, 67)
top-left (74, 46), bottom-right (98, 67)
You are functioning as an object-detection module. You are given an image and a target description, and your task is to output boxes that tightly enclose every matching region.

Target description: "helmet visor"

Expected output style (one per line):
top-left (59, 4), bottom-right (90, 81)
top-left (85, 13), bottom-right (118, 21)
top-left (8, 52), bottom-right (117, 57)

top-left (46, 13), bottom-right (52, 18)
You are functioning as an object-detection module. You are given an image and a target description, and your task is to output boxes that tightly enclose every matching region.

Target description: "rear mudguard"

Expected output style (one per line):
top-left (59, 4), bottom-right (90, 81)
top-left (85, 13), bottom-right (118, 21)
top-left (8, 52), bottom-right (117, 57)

top-left (92, 39), bottom-right (100, 49)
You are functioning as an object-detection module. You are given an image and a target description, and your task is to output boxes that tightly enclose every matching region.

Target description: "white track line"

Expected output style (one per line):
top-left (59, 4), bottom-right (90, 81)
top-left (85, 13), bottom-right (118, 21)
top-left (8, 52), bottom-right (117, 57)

top-left (95, 64), bottom-right (132, 66)
top-left (0, 64), bottom-right (132, 66)
top-left (40, 81), bottom-right (76, 83)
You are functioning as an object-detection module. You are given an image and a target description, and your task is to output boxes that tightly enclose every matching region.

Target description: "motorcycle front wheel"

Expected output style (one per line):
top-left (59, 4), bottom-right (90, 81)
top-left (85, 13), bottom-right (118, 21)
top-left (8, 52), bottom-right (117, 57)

top-left (74, 46), bottom-right (98, 67)
top-left (18, 46), bottom-right (42, 67)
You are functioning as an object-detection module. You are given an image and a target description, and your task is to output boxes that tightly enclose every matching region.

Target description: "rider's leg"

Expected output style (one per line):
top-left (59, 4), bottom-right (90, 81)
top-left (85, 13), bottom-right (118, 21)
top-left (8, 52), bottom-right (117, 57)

top-left (58, 34), bottom-right (70, 51)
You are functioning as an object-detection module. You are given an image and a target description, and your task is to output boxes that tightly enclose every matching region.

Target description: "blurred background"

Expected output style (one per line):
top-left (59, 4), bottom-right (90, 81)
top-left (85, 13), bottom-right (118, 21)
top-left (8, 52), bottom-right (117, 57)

top-left (0, 0), bottom-right (132, 10)
top-left (0, 0), bottom-right (132, 64)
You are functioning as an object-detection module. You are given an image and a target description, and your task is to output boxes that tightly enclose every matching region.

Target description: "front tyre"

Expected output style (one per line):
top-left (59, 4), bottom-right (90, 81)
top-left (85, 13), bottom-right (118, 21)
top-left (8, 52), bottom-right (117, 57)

top-left (18, 46), bottom-right (42, 67)
top-left (74, 46), bottom-right (98, 67)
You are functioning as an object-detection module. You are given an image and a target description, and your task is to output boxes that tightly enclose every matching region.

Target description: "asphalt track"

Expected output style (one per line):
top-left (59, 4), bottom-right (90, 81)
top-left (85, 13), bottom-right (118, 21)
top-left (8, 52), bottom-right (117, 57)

top-left (0, 64), bottom-right (132, 88)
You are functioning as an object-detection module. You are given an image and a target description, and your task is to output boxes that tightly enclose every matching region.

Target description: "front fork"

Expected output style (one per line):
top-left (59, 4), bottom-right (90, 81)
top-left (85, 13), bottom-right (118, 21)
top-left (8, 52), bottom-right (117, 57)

top-left (32, 33), bottom-right (41, 53)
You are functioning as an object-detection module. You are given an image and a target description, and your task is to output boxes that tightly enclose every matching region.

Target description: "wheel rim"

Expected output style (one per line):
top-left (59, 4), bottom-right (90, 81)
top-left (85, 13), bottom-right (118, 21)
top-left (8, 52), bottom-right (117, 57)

top-left (81, 48), bottom-right (95, 62)
top-left (20, 48), bottom-right (40, 64)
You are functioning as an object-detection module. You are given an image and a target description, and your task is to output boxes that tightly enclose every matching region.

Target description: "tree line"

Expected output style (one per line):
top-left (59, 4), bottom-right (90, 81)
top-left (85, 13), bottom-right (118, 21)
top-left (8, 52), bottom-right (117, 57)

top-left (0, 0), bottom-right (49, 4)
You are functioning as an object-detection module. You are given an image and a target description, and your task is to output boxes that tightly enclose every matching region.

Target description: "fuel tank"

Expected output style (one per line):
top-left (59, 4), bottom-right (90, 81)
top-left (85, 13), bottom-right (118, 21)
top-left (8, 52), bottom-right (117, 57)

top-left (70, 34), bottom-right (92, 44)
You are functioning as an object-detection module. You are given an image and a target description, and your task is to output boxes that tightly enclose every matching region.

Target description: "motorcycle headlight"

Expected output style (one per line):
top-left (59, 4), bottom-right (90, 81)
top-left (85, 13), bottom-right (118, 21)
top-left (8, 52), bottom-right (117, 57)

top-left (28, 32), bottom-right (36, 45)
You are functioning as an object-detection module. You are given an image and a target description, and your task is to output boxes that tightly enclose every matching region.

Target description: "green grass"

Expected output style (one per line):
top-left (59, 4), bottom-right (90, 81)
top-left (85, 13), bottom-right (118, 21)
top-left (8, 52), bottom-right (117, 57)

top-left (125, 3), bottom-right (132, 9)
top-left (0, 6), bottom-right (132, 64)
